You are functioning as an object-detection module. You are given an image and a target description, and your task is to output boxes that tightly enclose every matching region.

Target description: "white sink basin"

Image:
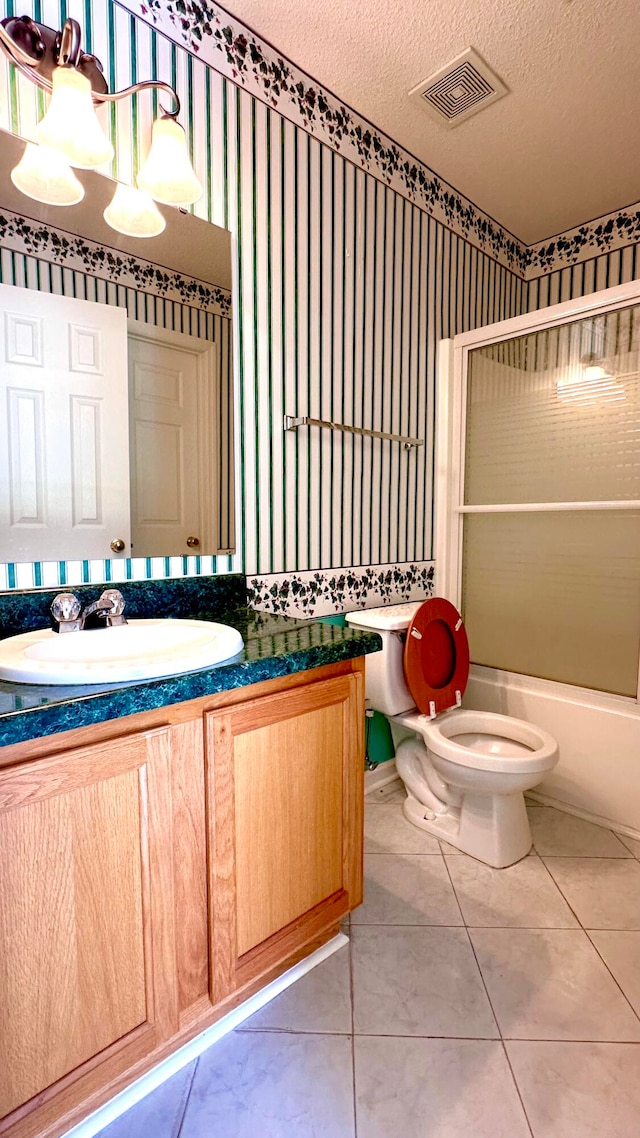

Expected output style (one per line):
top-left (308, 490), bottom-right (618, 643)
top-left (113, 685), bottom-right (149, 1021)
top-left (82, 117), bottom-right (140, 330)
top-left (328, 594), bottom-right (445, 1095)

top-left (0, 618), bottom-right (244, 685)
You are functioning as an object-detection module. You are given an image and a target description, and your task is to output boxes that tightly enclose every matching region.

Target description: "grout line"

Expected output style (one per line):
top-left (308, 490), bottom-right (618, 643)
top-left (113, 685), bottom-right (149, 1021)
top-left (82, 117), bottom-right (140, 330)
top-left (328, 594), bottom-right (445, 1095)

top-left (535, 853), bottom-right (636, 859)
top-left (534, 856), bottom-right (585, 928)
top-left (342, 1030), bottom-right (640, 1042)
top-left (492, 1035), bottom-right (640, 1043)
top-left (173, 1057), bottom-right (199, 1138)
top-left (348, 930), bottom-right (358, 1138)
top-left (439, 855), bottom-right (502, 1038)
top-left (583, 929), bottom-right (640, 1027)
top-left (351, 921), bottom-right (579, 929)
top-left (437, 855), bottom-right (507, 1060)
top-left (349, 1031), bottom-right (513, 1040)
top-left (437, 850), bottom-right (466, 926)
top-left (450, 904), bottom-right (535, 1136)
top-left (574, 925), bottom-right (640, 932)
top-left (500, 1041), bottom-right (535, 1137)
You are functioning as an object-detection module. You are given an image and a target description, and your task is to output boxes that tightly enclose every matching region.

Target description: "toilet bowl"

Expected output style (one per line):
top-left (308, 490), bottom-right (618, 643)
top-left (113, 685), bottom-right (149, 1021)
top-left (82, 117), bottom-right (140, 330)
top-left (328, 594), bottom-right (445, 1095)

top-left (346, 599), bottom-right (559, 868)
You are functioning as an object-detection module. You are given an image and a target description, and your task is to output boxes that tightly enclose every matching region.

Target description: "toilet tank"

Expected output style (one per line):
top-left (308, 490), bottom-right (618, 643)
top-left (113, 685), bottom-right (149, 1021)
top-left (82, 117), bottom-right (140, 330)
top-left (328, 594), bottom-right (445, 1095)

top-left (345, 602), bottom-right (423, 716)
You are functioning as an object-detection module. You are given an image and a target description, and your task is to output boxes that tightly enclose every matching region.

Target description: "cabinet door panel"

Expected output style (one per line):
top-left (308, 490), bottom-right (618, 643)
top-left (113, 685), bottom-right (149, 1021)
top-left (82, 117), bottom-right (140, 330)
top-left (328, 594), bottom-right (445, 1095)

top-left (0, 771), bottom-right (145, 1117)
top-left (234, 702), bottom-right (344, 954)
top-left (206, 672), bottom-right (364, 1002)
top-left (0, 729), bottom-right (177, 1122)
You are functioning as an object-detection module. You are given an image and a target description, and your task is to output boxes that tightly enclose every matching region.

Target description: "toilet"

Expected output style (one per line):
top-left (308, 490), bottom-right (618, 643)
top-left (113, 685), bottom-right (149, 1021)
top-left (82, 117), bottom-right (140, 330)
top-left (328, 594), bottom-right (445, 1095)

top-left (346, 598), bottom-right (559, 868)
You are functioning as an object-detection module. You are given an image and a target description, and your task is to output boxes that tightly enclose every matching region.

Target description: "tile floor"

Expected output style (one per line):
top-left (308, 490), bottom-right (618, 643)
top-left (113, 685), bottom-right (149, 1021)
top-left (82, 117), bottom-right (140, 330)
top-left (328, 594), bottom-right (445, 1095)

top-left (99, 782), bottom-right (640, 1137)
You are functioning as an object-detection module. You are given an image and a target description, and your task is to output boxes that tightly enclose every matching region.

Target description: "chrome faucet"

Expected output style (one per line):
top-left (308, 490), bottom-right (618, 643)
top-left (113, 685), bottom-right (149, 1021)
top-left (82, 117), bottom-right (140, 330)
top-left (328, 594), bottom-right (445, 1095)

top-left (51, 589), bottom-right (128, 633)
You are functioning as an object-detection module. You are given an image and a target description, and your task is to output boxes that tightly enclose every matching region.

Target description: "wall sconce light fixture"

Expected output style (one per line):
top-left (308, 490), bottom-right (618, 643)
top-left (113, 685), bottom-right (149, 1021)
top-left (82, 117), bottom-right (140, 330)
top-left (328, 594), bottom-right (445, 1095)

top-left (0, 13), bottom-right (203, 236)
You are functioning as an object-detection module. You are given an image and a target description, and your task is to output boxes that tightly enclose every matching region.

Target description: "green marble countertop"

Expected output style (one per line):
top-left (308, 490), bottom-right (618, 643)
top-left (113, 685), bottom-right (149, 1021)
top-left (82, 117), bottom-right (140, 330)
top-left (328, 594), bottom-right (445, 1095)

top-left (0, 604), bottom-right (381, 749)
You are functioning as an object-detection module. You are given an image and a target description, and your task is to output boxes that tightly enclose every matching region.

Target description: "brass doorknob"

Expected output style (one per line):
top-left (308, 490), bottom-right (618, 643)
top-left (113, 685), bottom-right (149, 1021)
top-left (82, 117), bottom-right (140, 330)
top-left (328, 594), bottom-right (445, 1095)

top-left (110, 538), bottom-right (126, 553)
top-left (186, 536), bottom-right (200, 548)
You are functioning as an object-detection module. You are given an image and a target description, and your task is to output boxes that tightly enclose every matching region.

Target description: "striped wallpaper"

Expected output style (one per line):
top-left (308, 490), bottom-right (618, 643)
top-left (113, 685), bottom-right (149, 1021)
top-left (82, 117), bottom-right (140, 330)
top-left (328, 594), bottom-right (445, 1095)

top-left (527, 246), bottom-right (640, 308)
top-left (0, 0), bottom-right (639, 600)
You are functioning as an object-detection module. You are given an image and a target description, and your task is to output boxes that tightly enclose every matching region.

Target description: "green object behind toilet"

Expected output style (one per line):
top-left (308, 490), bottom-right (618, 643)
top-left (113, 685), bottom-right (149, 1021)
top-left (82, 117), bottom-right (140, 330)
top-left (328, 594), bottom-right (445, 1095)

top-left (366, 709), bottom-right (395, 765)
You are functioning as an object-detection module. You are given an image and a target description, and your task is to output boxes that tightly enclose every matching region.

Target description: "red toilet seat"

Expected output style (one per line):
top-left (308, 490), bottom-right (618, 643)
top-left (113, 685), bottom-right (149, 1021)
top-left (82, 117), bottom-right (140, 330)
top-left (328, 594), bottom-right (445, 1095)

top-left (403, 598), bottom-right (470, 716)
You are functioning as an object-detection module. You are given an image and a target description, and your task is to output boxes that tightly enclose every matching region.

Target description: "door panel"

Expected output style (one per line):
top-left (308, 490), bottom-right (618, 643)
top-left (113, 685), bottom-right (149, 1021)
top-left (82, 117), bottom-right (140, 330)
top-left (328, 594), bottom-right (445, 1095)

top-left (205, 672), bottom-right (364, 1003)
top-left (128, 336), bottom-right (205, 556)
top-left (0, 283), bottom-right (130, 561)
top-left (0, 728), bottom-right (177, 1121)
top-left (234, 703), bottom-right (345, 955)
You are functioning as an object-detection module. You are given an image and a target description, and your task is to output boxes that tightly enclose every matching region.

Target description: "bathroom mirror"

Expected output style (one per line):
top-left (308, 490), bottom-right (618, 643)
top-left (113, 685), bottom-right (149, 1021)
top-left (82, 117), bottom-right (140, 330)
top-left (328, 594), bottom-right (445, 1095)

top-left (0, 128), bottom-right (235, 563)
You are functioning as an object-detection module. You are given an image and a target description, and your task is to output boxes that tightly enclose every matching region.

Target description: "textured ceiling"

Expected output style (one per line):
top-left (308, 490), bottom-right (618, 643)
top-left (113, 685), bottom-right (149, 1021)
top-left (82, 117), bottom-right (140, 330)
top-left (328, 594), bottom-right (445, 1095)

top-left (222, 0), bottom-right (640, 244)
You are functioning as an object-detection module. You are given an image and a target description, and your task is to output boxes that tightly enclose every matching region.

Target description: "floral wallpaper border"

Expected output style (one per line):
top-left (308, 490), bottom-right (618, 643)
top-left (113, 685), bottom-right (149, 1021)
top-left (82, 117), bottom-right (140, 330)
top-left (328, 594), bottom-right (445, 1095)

top-left (124, 0), bottom-right (640, 281)
top-left (123, 0), bottom-right (528, 275)
top-left (0, 210), bottom-right (232, 316)
top-left (526, 207), bottom-right (640, 277)
top-left (247, 561), bottom-right (436, 618)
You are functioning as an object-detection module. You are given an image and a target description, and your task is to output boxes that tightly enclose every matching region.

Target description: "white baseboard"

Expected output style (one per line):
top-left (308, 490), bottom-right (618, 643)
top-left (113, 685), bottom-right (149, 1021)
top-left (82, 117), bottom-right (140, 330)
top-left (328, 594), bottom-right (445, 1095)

top-left (364, 761), bottom-right (398, 793)
top-left (526, 790), bottom-right (640, 843)
top-left (63, 932), bottom-right (349, 1138)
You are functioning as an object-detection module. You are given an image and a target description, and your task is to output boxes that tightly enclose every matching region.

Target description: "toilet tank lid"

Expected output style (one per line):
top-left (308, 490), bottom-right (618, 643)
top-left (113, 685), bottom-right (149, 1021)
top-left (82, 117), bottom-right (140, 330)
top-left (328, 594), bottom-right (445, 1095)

top-left (345, 601), bottom-right (424, 631)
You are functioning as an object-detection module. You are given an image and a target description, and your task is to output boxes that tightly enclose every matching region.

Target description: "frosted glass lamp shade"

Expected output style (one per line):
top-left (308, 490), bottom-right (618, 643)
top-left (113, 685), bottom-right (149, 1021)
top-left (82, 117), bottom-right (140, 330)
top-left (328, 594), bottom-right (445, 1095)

top-left (137, 116), bottom-right (202, 206)
top-left (104, 183), bottom-right (166, 238)
top-left (11, 142), bottom-right (84, 206)
top-left (36, 67), bottom-right (114, 169)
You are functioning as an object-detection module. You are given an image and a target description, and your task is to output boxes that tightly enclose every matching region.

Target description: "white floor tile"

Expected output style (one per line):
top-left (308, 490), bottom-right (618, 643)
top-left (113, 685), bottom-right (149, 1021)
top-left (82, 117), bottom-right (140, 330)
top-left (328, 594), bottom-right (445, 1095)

top-left (470, 927), bottom-right (640, 1041)
top-left (445, 852), bottom-right (579, 928)
top-left (355, 1037), bottom-right (530, 1138)
top-left (95, 1063), bottom-right (195, 1138)
top-left (352, 853), bottom-right (462, 926)
top-left (507, 1041), bottom-right (640, 1138)
top-left (180, 1031), bottom-right (355, 1137)
top-left (528, 806), bottom-right (632, 857)
top-left (543, 857), bottom-right (640, 929)
top-left (619, 833), bottom-right (640, 858)
top-left (588, 930), bottom-right (640, 1017)
top-left (364, 803), bottom-right (440, 854)
top-left (365, 780), bottom-right (406, 804)
top-left (239, 945), bottom-right (352, 1034)
top-left (352, 925), bottom-right (498, 1038)
top-left (92, 793), bottom-right (640, 1138)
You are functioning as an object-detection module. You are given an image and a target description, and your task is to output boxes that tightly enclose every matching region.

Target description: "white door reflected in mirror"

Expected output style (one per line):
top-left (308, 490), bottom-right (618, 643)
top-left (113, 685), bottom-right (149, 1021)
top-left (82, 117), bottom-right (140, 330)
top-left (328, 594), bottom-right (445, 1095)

top-left (0, 283), bottom-right (131, 562)
top-left (127, 323), bottom-right (216, 557)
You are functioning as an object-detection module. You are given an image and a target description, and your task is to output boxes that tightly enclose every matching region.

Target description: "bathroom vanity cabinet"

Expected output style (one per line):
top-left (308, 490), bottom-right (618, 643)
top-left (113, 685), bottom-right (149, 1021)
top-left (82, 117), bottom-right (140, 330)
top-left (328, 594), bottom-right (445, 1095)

top-left (0, 657), bottom-right (364, 1138)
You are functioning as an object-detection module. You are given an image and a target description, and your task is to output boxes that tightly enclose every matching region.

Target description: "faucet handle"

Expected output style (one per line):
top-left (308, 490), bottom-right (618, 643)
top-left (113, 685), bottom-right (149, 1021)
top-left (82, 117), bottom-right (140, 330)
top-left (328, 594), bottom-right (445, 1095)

top-left (51, 592), bottom-right (82, 633)
top-left (97, 588), bottom-right (127, 626)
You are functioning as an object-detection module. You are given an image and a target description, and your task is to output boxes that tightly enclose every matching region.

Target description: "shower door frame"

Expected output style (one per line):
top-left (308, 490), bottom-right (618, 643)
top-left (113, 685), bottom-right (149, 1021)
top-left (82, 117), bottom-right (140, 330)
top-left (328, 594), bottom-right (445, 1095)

top-left (435, 278), bottom-right (640, 835)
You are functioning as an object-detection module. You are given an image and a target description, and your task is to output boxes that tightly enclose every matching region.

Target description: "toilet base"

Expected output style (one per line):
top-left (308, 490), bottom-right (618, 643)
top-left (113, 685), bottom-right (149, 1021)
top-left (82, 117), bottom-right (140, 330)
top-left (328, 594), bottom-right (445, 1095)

top-left (403, 789), bottom-right (533, 868)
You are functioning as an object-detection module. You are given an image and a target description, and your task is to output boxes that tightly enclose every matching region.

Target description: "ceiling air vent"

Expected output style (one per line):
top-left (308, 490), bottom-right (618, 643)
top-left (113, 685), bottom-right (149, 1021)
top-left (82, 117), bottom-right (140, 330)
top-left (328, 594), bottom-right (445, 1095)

top-left (410, 48), bottom-right (508, 128)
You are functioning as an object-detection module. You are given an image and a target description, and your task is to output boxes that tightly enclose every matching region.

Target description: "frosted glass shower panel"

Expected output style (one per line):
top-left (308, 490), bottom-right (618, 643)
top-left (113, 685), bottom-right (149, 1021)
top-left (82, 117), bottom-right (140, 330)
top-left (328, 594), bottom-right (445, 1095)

top-left (465, 306), bottom-right (640, 504)
top-left (462, 510), bottom-right (640, 696)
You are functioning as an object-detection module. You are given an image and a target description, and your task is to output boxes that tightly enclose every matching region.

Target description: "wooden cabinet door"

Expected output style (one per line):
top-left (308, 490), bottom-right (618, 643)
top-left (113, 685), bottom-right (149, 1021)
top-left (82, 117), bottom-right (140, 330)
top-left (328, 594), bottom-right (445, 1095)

top-left (206, 672), bottom-right (364, 1003)
top-left (0, 728), bottom-right (178, 1129)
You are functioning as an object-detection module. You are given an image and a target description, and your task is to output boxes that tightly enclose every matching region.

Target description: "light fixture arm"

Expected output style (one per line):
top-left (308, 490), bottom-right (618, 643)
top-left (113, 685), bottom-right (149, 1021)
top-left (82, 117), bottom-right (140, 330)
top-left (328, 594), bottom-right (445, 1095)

top-left (100, 81), bottom-right (181, 119)
top-left (0, 16), bottom-right (44, 69)
top-left (0, 15), bottom-right (181, 116)
top-left (58, 17), bottom-right (82, 68)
